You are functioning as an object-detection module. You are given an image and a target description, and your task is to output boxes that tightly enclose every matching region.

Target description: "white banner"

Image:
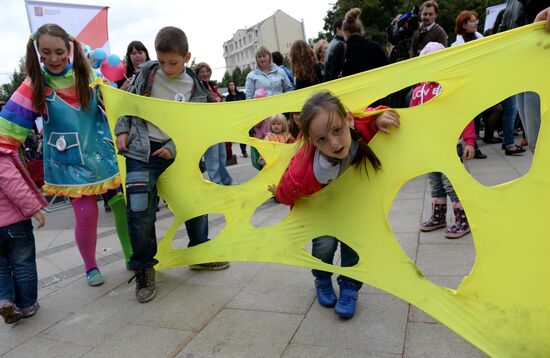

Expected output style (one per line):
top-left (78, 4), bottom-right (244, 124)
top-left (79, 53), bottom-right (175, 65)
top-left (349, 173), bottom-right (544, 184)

top-left (25, 0), bottom-right (110, 52)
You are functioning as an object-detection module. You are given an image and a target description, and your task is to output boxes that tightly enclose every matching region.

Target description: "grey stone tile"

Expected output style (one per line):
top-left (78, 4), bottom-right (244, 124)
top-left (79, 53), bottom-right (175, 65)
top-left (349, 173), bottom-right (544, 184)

top-left (184, 261), bottom-right (265, 288)
top-left (36, 257), bottom-right (63, 280)
top-left (38, 286), bottom-right (152, 347)
top-left (292, 293), bottom-right (409, 354)
top-left (39, 262), bottom-right (132, 313)
top-left (43, 246), bottom-right (87, 272)
top-left (132, 284), bottom-right (239, 331)
top-left (408, 276), bottom-right (465, 323)
top-left (34, 229), bottom-right (61, 253)
top-left (176, 309), bottom-right (303, 358)
top-left (394, 232), bottom-right (419, 262)
top-left (227, 269), bottom-right (314, 314)
top-left (416, 243), bottom-right (476, 276)
top-left (419, 229), bottom-right (474, 245)
top-left (403, 322), bottom-right (487, 357)
top-left (0, 307), bottom-right (71, 356)
top-left (389, 212), bottom-right (422, 233)
top-left (282, 344), bottom-right (401, 357)
top-left (83, 324), bottom-right (194, 358)
top-left (2, 336), bottom-right (91, 358)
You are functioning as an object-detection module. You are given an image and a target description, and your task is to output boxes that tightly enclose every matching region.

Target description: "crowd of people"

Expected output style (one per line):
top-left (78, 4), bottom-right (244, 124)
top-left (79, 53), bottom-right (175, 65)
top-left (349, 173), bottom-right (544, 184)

top-left (0, 1), bottom-right (548, 325)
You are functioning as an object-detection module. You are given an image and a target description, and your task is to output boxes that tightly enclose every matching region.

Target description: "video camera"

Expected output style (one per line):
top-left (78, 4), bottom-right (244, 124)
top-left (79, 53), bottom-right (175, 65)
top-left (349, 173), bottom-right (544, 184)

top-left (396, 5), bottom-right (420, 35)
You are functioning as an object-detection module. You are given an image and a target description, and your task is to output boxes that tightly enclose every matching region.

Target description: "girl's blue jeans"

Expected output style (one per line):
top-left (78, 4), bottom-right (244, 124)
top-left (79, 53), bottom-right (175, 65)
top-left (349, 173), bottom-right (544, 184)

top-left (428, 172), bottom-right (459, 203)
top-left (311, 235), bottom-right (362, 289)
top-left (0, 219), bottom-right (38, 309)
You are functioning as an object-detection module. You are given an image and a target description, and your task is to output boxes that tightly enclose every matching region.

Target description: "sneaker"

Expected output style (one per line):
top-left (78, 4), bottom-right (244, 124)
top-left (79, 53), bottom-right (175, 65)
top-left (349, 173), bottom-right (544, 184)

top-left (242, 152), bottom-right (248, 158)
top-left (132, 267), bottom-right (156, 303)
top-left (189, 262), bottom-right (230, 271)
top-left (20, 302), bottom-right (40, 318)
top-left (86, 268), bottom-right (104, 286)
top-left (334, 280), bottom-right (359, 318)
top-left (0, 301), bottom-right (22, 324)
top-left (314, 278), bottom-right (337, 307)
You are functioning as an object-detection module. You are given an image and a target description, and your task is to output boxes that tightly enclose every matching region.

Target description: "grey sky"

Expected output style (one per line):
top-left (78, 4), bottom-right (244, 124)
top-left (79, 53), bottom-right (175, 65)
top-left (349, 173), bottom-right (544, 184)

top-left (0, 0), bottom-right (332, 86)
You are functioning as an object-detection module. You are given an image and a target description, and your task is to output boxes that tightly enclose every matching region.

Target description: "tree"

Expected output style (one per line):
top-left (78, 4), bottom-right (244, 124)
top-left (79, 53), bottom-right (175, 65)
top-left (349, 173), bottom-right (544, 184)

top-left (221, 70), bottom-right (232, 87)
top-left (321, 0), bottom-right (504, 48)
top-left (231, 66), bottom-right (242, 86)
top-left (241, 66), bottom-right (252, 86)
top-left (0, 57), bottom-right (26, 104)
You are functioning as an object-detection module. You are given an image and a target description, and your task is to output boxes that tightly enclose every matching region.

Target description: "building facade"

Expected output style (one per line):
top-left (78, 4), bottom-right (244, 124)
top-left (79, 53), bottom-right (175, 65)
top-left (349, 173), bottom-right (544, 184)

top-left (223, 10), bottom-right (306, 72)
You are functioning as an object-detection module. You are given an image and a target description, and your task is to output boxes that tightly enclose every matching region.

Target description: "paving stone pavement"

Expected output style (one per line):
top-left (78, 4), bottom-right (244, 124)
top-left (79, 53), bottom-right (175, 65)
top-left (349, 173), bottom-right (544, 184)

top-left (0, 141), bottom-right (532, 357)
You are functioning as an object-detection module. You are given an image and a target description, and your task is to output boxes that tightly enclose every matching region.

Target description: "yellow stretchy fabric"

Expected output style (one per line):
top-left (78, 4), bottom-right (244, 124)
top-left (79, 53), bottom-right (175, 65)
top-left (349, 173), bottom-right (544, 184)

top-left (97, 23), bottom-right (550, 356)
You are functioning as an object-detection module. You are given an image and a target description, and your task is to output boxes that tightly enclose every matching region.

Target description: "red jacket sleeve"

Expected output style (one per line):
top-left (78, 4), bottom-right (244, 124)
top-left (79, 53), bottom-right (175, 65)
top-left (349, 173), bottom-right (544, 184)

top-left (275, 145), bottom-right (321, 206)
top-left (354, 105), bottom-right (387, 142)
top-left (460, 120), bottom-right (476, 146)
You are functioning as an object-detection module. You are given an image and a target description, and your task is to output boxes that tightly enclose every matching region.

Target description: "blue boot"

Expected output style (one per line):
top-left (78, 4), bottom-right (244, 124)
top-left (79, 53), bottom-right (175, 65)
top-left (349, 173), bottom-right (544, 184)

top-left (335, 279), bottom-right (359, 318)
top-left (314, 278), bottom-right (337, 307)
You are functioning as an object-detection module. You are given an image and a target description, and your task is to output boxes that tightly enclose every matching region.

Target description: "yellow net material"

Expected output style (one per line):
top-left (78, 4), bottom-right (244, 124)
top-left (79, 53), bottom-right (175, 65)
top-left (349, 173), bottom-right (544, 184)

top-left (98, 23), bottom-right (550, 356)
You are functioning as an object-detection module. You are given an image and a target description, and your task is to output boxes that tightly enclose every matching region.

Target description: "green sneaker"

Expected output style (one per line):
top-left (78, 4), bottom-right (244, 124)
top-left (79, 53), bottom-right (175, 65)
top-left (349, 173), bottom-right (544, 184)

top-left (86, 268), bottom-right (104, 286)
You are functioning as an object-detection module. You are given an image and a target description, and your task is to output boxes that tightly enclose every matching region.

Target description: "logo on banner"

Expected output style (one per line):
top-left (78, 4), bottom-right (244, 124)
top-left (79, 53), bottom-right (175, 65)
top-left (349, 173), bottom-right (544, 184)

top-left (34, 6), bottom-right (43, 16)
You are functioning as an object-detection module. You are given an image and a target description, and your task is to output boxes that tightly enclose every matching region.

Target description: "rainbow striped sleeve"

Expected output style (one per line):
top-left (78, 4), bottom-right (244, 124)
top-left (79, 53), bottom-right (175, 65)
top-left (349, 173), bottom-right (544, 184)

top-left (0, 78), bottom-right (41, 147)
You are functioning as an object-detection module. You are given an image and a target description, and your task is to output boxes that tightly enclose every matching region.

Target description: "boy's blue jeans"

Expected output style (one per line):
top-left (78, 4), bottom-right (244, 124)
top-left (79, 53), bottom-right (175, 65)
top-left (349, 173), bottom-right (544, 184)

top-left (125, 142), bottom-right (209, 270)
top-left (311, 235), bottom-right (362, 289)
top-left (0, 219), bottom-right (37, 309)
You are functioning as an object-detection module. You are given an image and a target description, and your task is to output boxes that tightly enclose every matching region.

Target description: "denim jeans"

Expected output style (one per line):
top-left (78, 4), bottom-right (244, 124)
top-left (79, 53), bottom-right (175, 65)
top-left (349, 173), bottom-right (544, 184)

top-left (516, 92), bottom-right (540, 153)
top-left (0, 219), bottom-right (37, 309)
top-left (428, 172), bottom-right (459, 203)
top-left (311, 235), bottom-right (362, 288)
top-left (204, 143), bottom-right (233, 185)
top-left (125, 142), bottom-right (209, 270)
top-left (501, 95), bottom-right (518, 148)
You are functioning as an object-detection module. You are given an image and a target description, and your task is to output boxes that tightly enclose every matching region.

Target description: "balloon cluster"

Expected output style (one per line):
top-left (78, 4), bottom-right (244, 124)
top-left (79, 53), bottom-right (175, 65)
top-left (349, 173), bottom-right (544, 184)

top-left (84, 45), bottom-right (126, 82)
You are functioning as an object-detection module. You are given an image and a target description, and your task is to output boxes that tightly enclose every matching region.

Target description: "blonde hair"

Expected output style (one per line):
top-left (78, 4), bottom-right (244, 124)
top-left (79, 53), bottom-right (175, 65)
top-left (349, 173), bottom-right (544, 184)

top-left (269, 114), bottom-right (289, 133)
top-left (313, 39), bottom-right (328, 63)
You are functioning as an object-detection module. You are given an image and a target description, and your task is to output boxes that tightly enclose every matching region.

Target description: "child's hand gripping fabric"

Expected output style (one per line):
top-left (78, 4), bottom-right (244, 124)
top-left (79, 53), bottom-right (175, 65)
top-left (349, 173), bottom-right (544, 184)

top-left (374, 110), bottom-right (400, 134)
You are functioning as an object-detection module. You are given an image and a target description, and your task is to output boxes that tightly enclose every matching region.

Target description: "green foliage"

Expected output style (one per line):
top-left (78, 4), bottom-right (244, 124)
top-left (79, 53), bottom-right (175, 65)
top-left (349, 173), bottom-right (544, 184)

top-left (0, 57), bottom-right (26, 104)
top-left (220, 65), bottom-right (252, 88)
top-left (321, 0), bottom-right (504, 47)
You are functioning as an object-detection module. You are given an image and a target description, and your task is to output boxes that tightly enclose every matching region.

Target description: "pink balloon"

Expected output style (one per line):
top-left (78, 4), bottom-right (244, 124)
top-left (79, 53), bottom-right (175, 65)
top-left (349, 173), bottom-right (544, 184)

top-left (100, 59), bottom-right (126, 82)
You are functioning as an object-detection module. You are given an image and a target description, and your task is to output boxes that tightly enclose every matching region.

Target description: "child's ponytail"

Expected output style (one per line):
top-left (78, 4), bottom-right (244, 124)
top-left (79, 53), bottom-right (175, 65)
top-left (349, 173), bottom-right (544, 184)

top-left (25, 38), bottom-right (45, 112)
top-left (350, 127), bottom-right (381, 175)
top-left (71, 38), bottom-right (91, 111)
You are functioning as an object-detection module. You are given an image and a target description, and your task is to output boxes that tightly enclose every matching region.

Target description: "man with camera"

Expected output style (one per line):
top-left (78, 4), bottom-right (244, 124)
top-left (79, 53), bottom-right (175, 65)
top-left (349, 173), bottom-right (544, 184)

top-left (386, 7), bottom-right (420, 63)
top-left (410, 1), bottom-right (448, 57)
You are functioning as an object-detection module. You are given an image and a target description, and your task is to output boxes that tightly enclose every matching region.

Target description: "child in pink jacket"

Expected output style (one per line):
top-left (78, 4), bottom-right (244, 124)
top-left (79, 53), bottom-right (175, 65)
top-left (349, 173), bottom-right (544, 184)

top-left (0, 142), bottom-right (47, 324)
top-left (412, 42), bottom-right (475, 239)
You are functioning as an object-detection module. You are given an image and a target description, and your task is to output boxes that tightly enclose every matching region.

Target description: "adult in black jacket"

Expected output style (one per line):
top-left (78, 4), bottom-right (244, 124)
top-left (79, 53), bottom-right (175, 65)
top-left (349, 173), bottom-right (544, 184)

top-left (341, 8), bottom-right (388, 78)
top-left (225, 81), bottom-right (248, 157)
top-left (324, 18), bottom-right (346, 81)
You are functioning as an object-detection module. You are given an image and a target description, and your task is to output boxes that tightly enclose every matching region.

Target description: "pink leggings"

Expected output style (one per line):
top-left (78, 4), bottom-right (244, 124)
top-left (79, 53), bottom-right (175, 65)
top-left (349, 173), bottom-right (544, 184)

top-left (71, 196), bottom-right (98, 272)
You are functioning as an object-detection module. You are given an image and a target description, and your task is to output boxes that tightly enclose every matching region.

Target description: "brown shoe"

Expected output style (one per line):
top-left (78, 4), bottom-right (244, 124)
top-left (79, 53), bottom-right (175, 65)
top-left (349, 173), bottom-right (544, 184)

top-left (190, 262), bottom-right (230, 271)
top-left (0, 301), bottom-right (22, 324)
top-left (130, 267), bottom-right (156, 303)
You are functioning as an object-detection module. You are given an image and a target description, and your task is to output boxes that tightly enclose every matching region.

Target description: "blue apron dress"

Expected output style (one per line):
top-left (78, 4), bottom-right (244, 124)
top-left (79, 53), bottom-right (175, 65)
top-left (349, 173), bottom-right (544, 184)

top-left (42, 84), bottom-right (120, 197)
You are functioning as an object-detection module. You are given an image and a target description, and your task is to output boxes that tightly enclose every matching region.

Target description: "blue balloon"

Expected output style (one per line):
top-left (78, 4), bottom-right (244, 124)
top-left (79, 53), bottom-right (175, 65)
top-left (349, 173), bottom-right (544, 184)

top-left (93, 48), bottom-right (107, 61)
top-left (84, 45), bottom-right (91, 54)
top-left (107, 54), bottom-right (120, 67)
